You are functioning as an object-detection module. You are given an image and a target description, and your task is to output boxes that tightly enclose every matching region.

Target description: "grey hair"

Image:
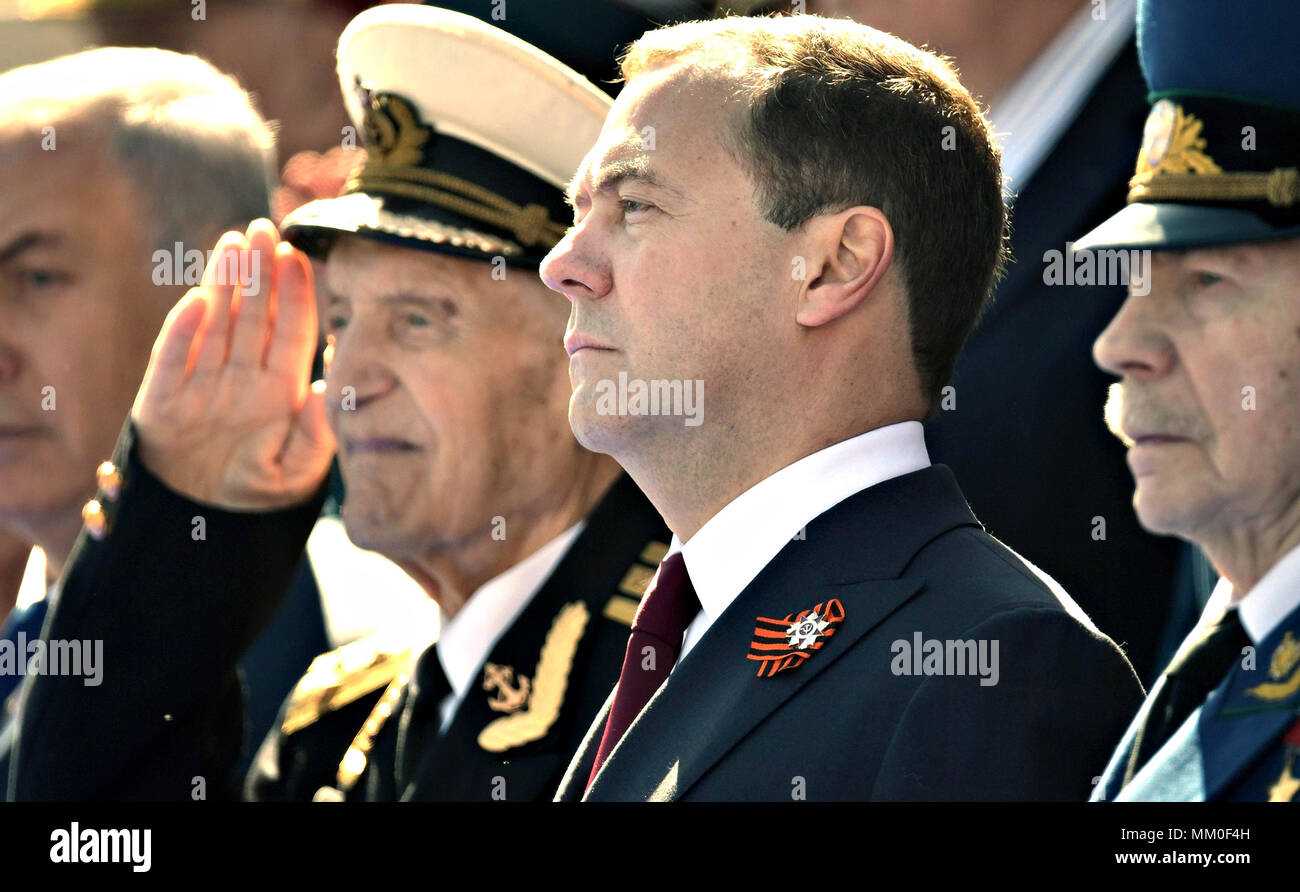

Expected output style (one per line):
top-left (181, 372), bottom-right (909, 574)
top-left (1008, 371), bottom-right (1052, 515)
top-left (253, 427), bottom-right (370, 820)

top-left (0, 46), bottom-right (277, 251)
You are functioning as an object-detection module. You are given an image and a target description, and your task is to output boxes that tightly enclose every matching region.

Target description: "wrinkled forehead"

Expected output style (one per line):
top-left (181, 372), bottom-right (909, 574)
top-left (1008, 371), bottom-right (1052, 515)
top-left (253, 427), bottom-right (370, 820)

top-left (323, 233), bottom-right (482, 298)
top-left (0, 125), bottom-right (133, 240)
top-left (1155, 237), bottom-right (1300, 280)
top-left (322, 232), bottom-right (559, 320)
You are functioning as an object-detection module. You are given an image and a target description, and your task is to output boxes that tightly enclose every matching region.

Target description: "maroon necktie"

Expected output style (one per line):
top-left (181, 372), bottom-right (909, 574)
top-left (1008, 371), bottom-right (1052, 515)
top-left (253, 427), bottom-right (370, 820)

top-left (586, 552), bottom-right (699, 792)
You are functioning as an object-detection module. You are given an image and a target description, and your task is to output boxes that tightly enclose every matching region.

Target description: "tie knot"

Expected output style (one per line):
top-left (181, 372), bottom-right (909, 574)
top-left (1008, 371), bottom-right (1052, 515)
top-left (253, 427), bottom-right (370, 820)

top-left (1167, 608), bottom-right (1250, 689)
top-left (632, 552), bottom-right (699, 644)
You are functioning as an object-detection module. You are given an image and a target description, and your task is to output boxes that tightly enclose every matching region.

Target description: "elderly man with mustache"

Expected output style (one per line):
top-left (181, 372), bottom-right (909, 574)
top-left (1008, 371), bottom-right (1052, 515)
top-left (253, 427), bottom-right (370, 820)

top-left (7, 5), bottom-right (669, 802)
top-left (1085, 0), bottom-right (1300, 801)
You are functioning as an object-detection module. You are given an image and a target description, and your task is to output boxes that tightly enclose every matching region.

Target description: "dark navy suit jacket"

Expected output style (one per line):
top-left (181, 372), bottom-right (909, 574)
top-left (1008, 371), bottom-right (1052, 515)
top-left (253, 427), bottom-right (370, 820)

top-left (558, 465), bottom-right (1144, 801)
top-left (924, 43), bottom-right (1183, 684)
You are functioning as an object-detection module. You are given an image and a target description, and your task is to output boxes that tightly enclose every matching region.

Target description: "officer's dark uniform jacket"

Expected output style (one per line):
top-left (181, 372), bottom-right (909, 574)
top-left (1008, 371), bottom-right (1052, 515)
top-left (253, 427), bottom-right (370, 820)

top-left (6, 424), bottom-right (667, 801)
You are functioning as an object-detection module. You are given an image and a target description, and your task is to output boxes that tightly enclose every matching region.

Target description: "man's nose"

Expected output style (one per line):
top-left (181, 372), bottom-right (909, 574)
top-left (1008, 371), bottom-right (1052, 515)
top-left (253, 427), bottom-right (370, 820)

top-left (1093, 291), bottom-right (1175, 382)
top-left (539, 221), bottom-right (612, 303)
top-left (0, 303), bottom-right (22, 383)
top-left (324, 328), bottom-right (397, 411)
top-left (0, 343), bottom-right (19, 384)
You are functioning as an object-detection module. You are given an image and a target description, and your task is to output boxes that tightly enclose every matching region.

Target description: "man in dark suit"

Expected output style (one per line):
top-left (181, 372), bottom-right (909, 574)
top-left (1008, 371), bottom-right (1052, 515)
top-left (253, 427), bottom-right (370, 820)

top-left (8, 5), bottom-right (667, 802)
top-left (1083, 0), bottom-right (1300, 802)
top-left (541, 13), bottom-right (1143, 800)
top-left (0, 45), bottom-right (328, 797)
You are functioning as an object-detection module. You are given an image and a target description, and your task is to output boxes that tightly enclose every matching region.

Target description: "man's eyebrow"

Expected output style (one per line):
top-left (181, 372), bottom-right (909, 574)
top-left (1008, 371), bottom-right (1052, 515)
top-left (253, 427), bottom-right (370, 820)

top-left (0, 231), bottom-right (63, 265)
top-left (565, 154), bottom-right (685, 208)
top-left (1177, 245), bottom-right (1250, 272)
top-left (379, 291), bottom-right (459, 313)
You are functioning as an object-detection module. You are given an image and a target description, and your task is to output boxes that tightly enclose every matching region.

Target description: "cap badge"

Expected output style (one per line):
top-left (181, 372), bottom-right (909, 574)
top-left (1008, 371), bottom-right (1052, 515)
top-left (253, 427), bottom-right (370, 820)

top-left (361, 92), bottom-right (430, 169)
top-left (1132, 100), bottom-right (1222, 185)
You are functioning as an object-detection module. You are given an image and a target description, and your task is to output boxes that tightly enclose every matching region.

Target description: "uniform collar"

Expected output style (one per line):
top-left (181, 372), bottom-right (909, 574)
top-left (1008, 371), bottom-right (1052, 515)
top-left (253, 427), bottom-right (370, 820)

top-left (1235, 544), bottom-right (1300, 645)
top-left (435, 521), bottom-right (584, 716)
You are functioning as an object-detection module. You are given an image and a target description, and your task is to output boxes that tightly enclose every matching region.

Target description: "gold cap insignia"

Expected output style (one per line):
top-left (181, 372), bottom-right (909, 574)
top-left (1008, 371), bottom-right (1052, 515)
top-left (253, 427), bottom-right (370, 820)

top-left (1128, 100), bottom-right (1299, 207)
top-left (1132, 100), bottom-right (1223, 186)
top-left (360, 93), bottom-right (430, 169)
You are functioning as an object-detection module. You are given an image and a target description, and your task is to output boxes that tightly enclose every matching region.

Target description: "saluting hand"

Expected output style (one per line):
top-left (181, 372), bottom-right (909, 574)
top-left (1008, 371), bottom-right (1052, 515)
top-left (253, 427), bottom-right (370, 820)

top-left (132, 219), bottom-right (334, 510)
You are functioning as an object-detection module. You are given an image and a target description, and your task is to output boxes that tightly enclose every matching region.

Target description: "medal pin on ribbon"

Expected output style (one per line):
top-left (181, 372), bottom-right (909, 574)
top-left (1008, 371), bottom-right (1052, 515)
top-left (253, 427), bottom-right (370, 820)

top-left (748, 599), bottom-right (845, 678)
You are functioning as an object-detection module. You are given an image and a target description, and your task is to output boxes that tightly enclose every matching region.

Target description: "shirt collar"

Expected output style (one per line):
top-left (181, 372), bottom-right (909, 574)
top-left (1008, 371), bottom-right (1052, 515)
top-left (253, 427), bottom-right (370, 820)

top-left (1234, 544), bottom-right (1300, 644)
top-left (671, 421), bottom-right (930, 629)
top-left (435, 521), bottom-right (585, 705)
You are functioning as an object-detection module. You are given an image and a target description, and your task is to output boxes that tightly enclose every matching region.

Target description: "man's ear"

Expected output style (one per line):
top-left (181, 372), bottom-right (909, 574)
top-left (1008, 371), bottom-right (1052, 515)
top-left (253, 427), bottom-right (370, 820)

top-left (797, 207), bottom-right (894, 328)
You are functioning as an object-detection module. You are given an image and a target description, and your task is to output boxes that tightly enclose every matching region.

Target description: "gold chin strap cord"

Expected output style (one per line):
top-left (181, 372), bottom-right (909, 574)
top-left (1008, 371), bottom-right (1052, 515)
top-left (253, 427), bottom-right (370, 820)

top-left (1129, 167), bottom-right (1300, 207)
top-left (352, 165), bottom-right (568, 249)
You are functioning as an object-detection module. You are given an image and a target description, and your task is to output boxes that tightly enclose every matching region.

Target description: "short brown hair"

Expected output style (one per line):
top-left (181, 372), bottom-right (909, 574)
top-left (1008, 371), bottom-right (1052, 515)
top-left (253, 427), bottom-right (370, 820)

top-left (621, 15), bottom-right (1007, 416)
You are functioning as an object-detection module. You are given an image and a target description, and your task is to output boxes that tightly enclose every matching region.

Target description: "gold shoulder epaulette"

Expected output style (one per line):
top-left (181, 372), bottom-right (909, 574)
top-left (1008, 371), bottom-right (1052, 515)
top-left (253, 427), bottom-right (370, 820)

top-left (603, 540), bottom-right (670, 627)
top-left (281, 636), bottom-right (414, 736)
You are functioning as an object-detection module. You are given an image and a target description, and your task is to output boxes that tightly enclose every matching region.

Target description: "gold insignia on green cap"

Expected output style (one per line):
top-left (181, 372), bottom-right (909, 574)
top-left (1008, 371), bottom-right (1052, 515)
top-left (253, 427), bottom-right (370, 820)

top-left (1129, 100), bottom-right (1299, 208)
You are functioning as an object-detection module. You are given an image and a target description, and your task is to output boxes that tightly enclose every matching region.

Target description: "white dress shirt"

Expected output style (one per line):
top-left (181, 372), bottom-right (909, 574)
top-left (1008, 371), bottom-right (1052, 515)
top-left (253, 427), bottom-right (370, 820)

top-left (989, 0), bottom-right (1136, 198)
top-left (14, 545), bottom-right (48, 611)
top-left (671, 421), bottom-right (931, 663)
top-left (434, 521), bottom-right (585, 729)
top-left (1196, 544), bottom-right (1300, 646)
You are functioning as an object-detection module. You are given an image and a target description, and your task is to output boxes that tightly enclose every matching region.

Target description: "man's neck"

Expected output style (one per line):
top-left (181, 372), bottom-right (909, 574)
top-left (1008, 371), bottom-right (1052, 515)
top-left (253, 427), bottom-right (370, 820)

top-left (624, 414), bottom-right (912, 542)
top-left (397, 453), bottom-right (623, 619)
top-left (5, 498), bottom-right (85, 585)
top-left (1203, 500), bottom-right (1300, 599)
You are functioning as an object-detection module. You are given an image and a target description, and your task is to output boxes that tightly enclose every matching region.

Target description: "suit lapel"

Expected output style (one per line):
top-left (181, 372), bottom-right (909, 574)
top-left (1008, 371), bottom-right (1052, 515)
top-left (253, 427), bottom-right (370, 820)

top-left (555, 689), bottom-right (615, 801)
top-left (585, 576), bottom-right (923, 800)
top-left (583, 465), bottom-right (979, 801)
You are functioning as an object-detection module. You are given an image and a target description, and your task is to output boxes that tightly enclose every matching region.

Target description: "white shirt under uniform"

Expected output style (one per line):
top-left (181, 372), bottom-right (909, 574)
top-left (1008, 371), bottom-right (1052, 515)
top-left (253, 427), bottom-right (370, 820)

top-left (433, 522), bottom-right (584, 730)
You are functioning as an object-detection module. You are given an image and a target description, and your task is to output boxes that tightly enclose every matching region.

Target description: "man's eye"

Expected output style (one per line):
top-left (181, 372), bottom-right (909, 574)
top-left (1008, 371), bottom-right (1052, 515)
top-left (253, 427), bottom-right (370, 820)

top-left (618, 198), bottom-right (654, 217)
top-left (1193, 271), bottom-right (1223, 287)
top-left (20, 269), bottom-right (64, 289)
top-left (405, 313), bottom-right (431, 328)
top-left (327, 315), bottom-right (349, 332)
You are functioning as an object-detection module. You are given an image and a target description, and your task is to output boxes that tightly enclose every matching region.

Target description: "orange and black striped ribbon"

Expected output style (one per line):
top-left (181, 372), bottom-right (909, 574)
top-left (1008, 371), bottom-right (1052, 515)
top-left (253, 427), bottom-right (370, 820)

top-left (747, 599), bottom-right (846, 678)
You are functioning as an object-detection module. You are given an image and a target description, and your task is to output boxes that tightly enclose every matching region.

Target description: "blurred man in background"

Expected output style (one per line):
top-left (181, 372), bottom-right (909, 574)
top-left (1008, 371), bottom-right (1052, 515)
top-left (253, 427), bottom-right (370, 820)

top-left (0, 47), bottom-right (329, 789)
top-left (9, 5), bottom-right (672, 803)
top-left (794, 0), bottom-right (1187, 683)
top-left (1085, 0), bottom-right (1300, 801)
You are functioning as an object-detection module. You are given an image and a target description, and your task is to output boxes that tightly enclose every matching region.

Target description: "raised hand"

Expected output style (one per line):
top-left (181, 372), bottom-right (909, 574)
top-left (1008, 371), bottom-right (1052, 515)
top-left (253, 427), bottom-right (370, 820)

top-left (132, 219), bottom-right (335, 510)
